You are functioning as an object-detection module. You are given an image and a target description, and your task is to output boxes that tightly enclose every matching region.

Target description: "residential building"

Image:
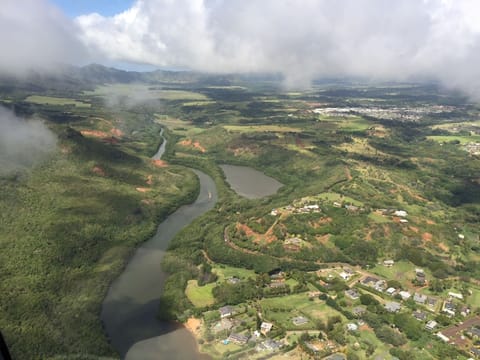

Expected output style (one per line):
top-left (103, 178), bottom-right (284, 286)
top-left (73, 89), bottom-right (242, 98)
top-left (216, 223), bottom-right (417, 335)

top-left (386, 287), bottom-right (396, 296)
top-left (292, 316), bottom-right (309, 326)
top-left (426, 320), bottom-right (438, 330)
top-left (399, 290), bottom-right (411, 300)
top-left (260, 321), bottom-right (273, 335)
top-left (385, 301), bottom-right (401, 313)
top-left (219, 305), bottom-right (234, 318)
top-left (413, 310), bottom-right (427, 321)
top-left (228, 333), bottom-right (250, 345)
top-left (383, 260), bottom-right (395, 267)
top-left (345, 288), bottom-right (360, 300)
top-left (413, 293), bottom-right (427, 304)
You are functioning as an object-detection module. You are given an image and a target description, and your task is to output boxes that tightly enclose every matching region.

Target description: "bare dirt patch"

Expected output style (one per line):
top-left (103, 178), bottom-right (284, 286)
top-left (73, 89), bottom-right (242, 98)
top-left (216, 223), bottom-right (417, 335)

top-left (383, 225), bottom-right (391, 237)
top-left (438, 242), bottom-right (450, 252)
top-left (136, 187), bottom-right (151, 193)
top-left (80, 130), bottom-right (109, 138)
top-left (422, 232), bottom-right (433, 242)
top-left (185, 317), bottom-right (202, 336)
top-left (426, 219), bottom-right (436, 225)
top-left (152, 159), bottom-right (168, 167)
top-left (179, 139), bottom-right (206, 153)
top-left (317, 234), bottom-right (331, 244)
top-left (92, 166), bottom-right (106, 177)
top-left (110, 128), bottom-right (123, 137)
top-left (409, 226), bottom-right (419, 233)
top-left (146, 174), bottom-right (153, 185)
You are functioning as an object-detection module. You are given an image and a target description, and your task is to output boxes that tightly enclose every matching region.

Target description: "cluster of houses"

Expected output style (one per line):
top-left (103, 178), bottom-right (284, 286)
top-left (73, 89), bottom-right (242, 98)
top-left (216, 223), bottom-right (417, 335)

top-left (312, 104), bottom-right (456, 122)
top-left (271, 203), bottom-right (320, 216)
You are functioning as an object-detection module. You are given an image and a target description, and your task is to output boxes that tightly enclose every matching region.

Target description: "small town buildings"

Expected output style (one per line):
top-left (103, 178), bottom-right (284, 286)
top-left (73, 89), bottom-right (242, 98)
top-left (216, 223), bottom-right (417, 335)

top-left (436, 332), bottom-right (450, 342)
top-left (448, 292), bottom-right (464, 300)
top-left (292, 316), bottom-right (309, 326)
top-left (260, 321), bottom-right (273, 335)
top-left (386, 287), bottom-right (396, 296)
top-left (385, 301), bottom-right (401, 313)
top-left (339, 269), bottom-right (354, 280)
top-left (362, 276), bottom-right (379, 286)
top-left (442, 301), bottom-right (456, 316)
top-left (427, 297), bottom-right (438, 308)
top-left (262, 339), bottom-right (282, 351)
top-left (383, 260), bottom-right (395, 267)
top-left (394, 210), bottom-right (408, 217)
top-left (353, 306), bottom-right (367, 317)
top-left (414, 293), bottom-right (427, 304)
top-left (466, 326), bottom-right (480, 338)
top-left (285, 237), bottom-right (302, 246)
top-left (347, 323), bottom-right (359, 331)
top-left (399, 290), bottom-right (411, 300)
top-left (374, 280), bottom-right (387, 292)
top-left (460, 305), bottom-right (471, 317)
top-left (470, 347), bottom-right (480, 358)
top-left (219, 305), bottom-right (234, 318)
top-left (413, 310), bottom-right (427, 321)
top-left (228, 333), bottom-right (250, 345)
top-left (345, 289), bottom-right (360, 300)
top-left (228, 277), bottom-right (241, 284)
top-left (425, 320), bottom-right (438, 330)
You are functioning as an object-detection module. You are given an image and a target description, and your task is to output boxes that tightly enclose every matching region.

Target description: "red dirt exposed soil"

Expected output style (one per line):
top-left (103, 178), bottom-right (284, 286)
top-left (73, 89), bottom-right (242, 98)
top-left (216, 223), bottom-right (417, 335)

top-left (92, 166), bottom-right (106, 177)
top-left (136, 187), bottom-right (150, 193)
top-left (179, 139), bottom-right (206, 153)
top-left (422, 232), bottom-right (433, 242)
top-left (110, 128), bottom-right (124, 137)
top-left (80, 130), bottom-right (109, 138)
top-left (409, 226), bottom-right (419, 233)
top-left (152, 159), bottom-right (168, 167)
top-left (146, 175), bottom-right (153, 185)
top-left (344, 166), bottom-right (352, 181)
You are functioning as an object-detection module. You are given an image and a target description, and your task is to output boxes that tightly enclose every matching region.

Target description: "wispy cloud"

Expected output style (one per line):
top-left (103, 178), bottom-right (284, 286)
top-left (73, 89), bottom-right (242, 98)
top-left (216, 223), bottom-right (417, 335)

top-left (0, 107), bottom-right (57, 174)
top-left (0, 0), bottom-right (87, 75)
top-left (75, 0), bottom-right (480, 94)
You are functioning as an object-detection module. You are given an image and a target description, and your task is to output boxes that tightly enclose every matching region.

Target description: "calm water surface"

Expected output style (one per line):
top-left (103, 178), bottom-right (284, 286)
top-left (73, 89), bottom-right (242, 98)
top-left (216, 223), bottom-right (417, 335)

top-left (220, 164), bottom-right (283, 198)
top-left (101, 131), bottom-right (216, 359)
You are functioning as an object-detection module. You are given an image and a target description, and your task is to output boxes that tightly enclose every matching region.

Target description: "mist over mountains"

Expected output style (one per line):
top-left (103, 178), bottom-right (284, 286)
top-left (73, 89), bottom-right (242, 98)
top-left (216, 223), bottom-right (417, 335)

top-left (0, 107), bottom-right (56, 175)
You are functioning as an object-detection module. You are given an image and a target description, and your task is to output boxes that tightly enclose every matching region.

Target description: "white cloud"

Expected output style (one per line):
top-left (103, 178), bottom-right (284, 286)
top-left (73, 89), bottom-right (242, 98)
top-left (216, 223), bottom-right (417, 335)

top-left (75, 0), bottom-right (480, 94)
top-left (0, 0), bottom-right (87, 75)
top-left (0, 107), bottom-right (57, 174)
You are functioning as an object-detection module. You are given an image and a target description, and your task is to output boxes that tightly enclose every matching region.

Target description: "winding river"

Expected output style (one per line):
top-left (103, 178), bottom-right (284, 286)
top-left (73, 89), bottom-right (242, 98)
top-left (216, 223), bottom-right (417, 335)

top-left (101, 130), bottom-right (216, 359)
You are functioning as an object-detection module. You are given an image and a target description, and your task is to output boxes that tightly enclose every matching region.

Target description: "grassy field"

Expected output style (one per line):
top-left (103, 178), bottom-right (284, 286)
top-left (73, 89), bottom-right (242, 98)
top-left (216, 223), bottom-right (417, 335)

top-left (427, 135), bottom-right (480, 144)
top-left (317, 115), bottom-right (372, 131)
top-left (223, 125), bottom-right (302, 133)
top-left (25, 95), bottom-right (91, 107)
top-left (155, 114), bottom-right (205, 136)
top-left (212, 264), bottom-right (256, 282)
top-left (370, 261), bottom-right (417, 282)
top-left (306, 192), bottom-right (364, 206)
top-left (85, 84), bottom-right (209, 101)
top-left (185, 280), bottom-right (216, 307)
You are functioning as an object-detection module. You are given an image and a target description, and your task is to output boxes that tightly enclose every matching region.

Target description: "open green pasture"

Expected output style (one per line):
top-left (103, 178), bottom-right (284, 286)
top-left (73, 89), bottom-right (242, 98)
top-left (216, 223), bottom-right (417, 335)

top-left (25, 95), bottom-right (91, 107)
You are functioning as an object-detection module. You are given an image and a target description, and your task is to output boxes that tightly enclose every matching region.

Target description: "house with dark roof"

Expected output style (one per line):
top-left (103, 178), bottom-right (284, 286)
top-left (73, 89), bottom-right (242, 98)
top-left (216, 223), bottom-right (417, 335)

top-left (228, 333), bottom-right (250, 345)
top-left (292, 316), bottom-right (309, 326)
top-left (414, 293), bottom-right (427, 304)
top-left (413, 310), bottom-right (427, 321)
top-left (385, 301), bottom-right (401, 313)
top-left (345, 288), bottom-right (360, 300)
top-left (353, 306), bottom-right (366, 317)
top-left (219, 305), bottom-right (234, 318)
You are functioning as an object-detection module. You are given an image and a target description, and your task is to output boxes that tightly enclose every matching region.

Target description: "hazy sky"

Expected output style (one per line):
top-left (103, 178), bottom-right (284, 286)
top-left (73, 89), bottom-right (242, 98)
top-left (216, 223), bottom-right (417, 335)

top-left (3, 0), bottom-right (480, 94)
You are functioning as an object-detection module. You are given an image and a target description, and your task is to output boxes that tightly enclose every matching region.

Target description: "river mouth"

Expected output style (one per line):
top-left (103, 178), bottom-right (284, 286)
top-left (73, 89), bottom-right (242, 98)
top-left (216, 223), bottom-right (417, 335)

top-left (220, 164), bottom-right (283, 199)
top-left (101, 130), bottom-right (217, 359)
